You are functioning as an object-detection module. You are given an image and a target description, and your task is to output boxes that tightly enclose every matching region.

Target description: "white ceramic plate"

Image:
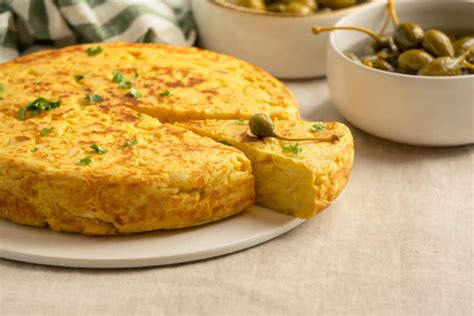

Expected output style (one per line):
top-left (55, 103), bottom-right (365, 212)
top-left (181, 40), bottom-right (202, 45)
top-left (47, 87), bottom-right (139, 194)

top-left (0, 205), bottom-right (304, 268)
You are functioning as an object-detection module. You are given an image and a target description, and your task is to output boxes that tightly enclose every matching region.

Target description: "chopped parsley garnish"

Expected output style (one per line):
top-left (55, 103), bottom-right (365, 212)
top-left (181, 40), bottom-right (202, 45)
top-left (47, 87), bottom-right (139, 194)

top-left (217, 140), bottom-right (231, 146)
top-left (122, 139), bottom-right (138, 147)
top-left (31, 147), bottom-right (38, 153)
top-left (76, 156), bottom-right (92, 167)
top-left (18, 107), bottom-right (26, 120)
top-left (136, 113), bottom-right (143, 119)
top-left (40, 127), bottom-right (53, 137)
top-left (234, 119), bottom-right (246, 125)
top-left (311, 123), bottom-right (325, 132)
top-left (90, 144), bottom-right (108, 154)
top-left (86, 46), bottom-right (103, 56)
top-left (86, 94), bottom-right (104, 103)
top-left (112, 71), bottom-right (126, 85)
top-left (112, 70), bottom-right (139, 89)
top-left (18, 98), bottom-right (61, 120)
top-left (74, 75), bottom-right (85, 82)
top-left (127, 87), bottom-right (141, 98)
top-left (160, 90), bottom-right (173, 97)
top-left (282, 143), bottom-right (302, 156)
top-left (0, 83), bottom-right (4, 93)
top-left (129, 70), bottom-right (139, 83)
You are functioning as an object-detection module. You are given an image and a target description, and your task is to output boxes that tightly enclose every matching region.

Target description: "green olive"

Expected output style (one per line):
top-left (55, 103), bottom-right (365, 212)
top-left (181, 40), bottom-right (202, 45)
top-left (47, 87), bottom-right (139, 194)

top-left (417, 55), bottom-right (464, 76)
top-left (284, 3), bottom-right (312, 15)
top-left (393, 22), bottom-right (424, 51)
top-left (453, 36), bottom-right (474, 56)
top-left (249, 113), bottom-right (278, 138)
top-left (318, 0), bottom-right (357, 10)
top-left (398, 49), bottom-right (434, 74)
top-left (422, 29), bottom-right (455, 57)
top-left (238, 0), bottom-right (266, 10)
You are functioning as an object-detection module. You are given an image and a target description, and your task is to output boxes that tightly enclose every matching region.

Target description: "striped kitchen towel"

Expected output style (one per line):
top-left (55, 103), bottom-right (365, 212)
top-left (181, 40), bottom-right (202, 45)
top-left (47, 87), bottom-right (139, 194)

top-left (0, 0), bottom-right (196, 63)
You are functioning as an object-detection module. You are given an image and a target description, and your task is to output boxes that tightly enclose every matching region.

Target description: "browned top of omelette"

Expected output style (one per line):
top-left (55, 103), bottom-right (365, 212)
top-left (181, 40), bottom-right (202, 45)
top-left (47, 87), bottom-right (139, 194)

top-left (3, 42), bottom-right (299, 122)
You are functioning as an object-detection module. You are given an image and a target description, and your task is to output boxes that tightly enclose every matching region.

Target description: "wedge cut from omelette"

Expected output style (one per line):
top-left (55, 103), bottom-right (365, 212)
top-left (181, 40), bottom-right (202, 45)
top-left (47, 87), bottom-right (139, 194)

top-left (179, 120), bottom-right (354, 219)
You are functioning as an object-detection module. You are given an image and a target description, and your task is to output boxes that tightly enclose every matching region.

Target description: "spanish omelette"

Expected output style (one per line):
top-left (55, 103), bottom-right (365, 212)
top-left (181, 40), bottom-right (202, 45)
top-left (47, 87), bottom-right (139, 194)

top-left (179, 120), bottom-right (354, 219)
top-left (0, 43), bottom-right (284, 235)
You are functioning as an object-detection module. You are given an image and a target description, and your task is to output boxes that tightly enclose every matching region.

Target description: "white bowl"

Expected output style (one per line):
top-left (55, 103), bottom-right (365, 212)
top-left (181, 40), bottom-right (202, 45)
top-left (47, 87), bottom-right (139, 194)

top-left (191, 0), bottom-right (372, 79)
top-left (327, 1), bottom-right (474, 146)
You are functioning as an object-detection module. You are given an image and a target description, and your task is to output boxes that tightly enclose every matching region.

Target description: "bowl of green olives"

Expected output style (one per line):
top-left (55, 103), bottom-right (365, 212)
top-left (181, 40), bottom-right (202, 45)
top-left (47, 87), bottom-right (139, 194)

top-left (324, 1), bottom-right (474, 146)
top-left (191, 0), bottom-right (372, 78)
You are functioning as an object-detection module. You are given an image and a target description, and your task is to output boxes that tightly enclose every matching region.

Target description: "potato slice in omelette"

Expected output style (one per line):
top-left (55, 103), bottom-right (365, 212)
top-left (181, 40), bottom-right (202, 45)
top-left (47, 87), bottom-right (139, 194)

top-left (179, 120), bottom-right (354, 219)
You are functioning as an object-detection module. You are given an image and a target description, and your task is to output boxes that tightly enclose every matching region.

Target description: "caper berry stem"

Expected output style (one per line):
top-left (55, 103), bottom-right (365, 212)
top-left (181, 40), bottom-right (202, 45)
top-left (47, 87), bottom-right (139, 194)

top-left (462, 59), bottom-right (474, 71)
top-left (276, 134), bottom-right (340, 142)
top-left (387, 0), bottom-right (400, 27)
top-left (312, 26), bottom-right (384, 44)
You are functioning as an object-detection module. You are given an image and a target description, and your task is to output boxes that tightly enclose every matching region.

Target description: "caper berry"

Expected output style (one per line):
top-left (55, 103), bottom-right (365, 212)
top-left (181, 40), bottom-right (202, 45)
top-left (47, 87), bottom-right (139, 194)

top-left (453, 36), bottom-right (474, 56)
top-left (237, 0), bottom-right (357, 14)
top-left (372, 58), bottom-right (395, 72)
top-left (398, 49), bottom-right (434, 74)
top-left (294, 0), bottom-right (318, 10)
top-left (417, 55), bottom-right (464, 76)
top-left (318, 0), bottom-right (357, 10)
top-left (394, 23), bottom-right (424, 51)
top-left (267, 3), bottom-right (286, 12)
top-left (422, 30), bottom-right (455, 57)
top-left (284, 3), bottom-right (312, 15)
top-left (238, 0), bottom-right (266, 10)
top-left (249, 113), bottom-right (278, 139)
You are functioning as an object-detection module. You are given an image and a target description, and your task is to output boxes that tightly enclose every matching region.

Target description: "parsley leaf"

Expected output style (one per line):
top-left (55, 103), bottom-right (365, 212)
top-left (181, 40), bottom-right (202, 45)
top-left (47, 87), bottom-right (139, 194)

top-left (40, 127), bottom-right (53, 137)
top-left (86, 46), bottom-right (103, 56)
top-left (122, 139), bottom-right (138, 147)
top-left (76, 156), bottom-right (92, 167)
top-left (127, 87), bottom-right (141, 98)
top-left (0, 83), bottom-right (4, 93)
top-left (112, 70), bottom-right (138, 89)
top-left (129, 70), bottom-right (139, 83)
top-left (43, 100), bottom-right (61, 111)
top-left (234, 119), bottom-right (246, 125)
top-left (160, 90), bottom-right (173, 97)
top-left (311, 123), bottom-right (325, 132)
top-left (90, 144), bottom-right (108, 154)
top-left (18, 107), bottom-right (27, 120)
top-left (31, 147), bottom-right (38, 153)
top-left (136, 113), bottom-right (143, 119)
top-left (18, 98), bottom-right (61, 120)
top-left (282, 143), bottom-right (302, 156)
top-left (74, 75), bottom-right (85, 82)
top-left (217, 140), bottom-right (231, 146)
top-left (86, 94), bottom-right (104, 103)
top-left (112, 71), bottom-right (125, 84)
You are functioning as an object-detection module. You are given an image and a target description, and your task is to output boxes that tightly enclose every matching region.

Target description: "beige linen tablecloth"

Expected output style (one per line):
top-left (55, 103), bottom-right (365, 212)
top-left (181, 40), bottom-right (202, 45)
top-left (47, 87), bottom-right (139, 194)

top-left (0, 80), bottom-right (472, 315)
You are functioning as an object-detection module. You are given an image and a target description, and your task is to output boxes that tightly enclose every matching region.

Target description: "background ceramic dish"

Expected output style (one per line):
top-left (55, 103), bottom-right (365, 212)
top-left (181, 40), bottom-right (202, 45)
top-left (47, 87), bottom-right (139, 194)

top-left (191, 0), bottom-right (372, 79)
top-left (327, 1), bottom-right (474, 146)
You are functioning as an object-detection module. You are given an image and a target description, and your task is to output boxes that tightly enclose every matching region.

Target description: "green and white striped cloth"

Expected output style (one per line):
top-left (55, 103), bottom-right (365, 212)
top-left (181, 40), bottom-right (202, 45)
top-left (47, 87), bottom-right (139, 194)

top-left (0, 0), bottom-right (196, 63)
